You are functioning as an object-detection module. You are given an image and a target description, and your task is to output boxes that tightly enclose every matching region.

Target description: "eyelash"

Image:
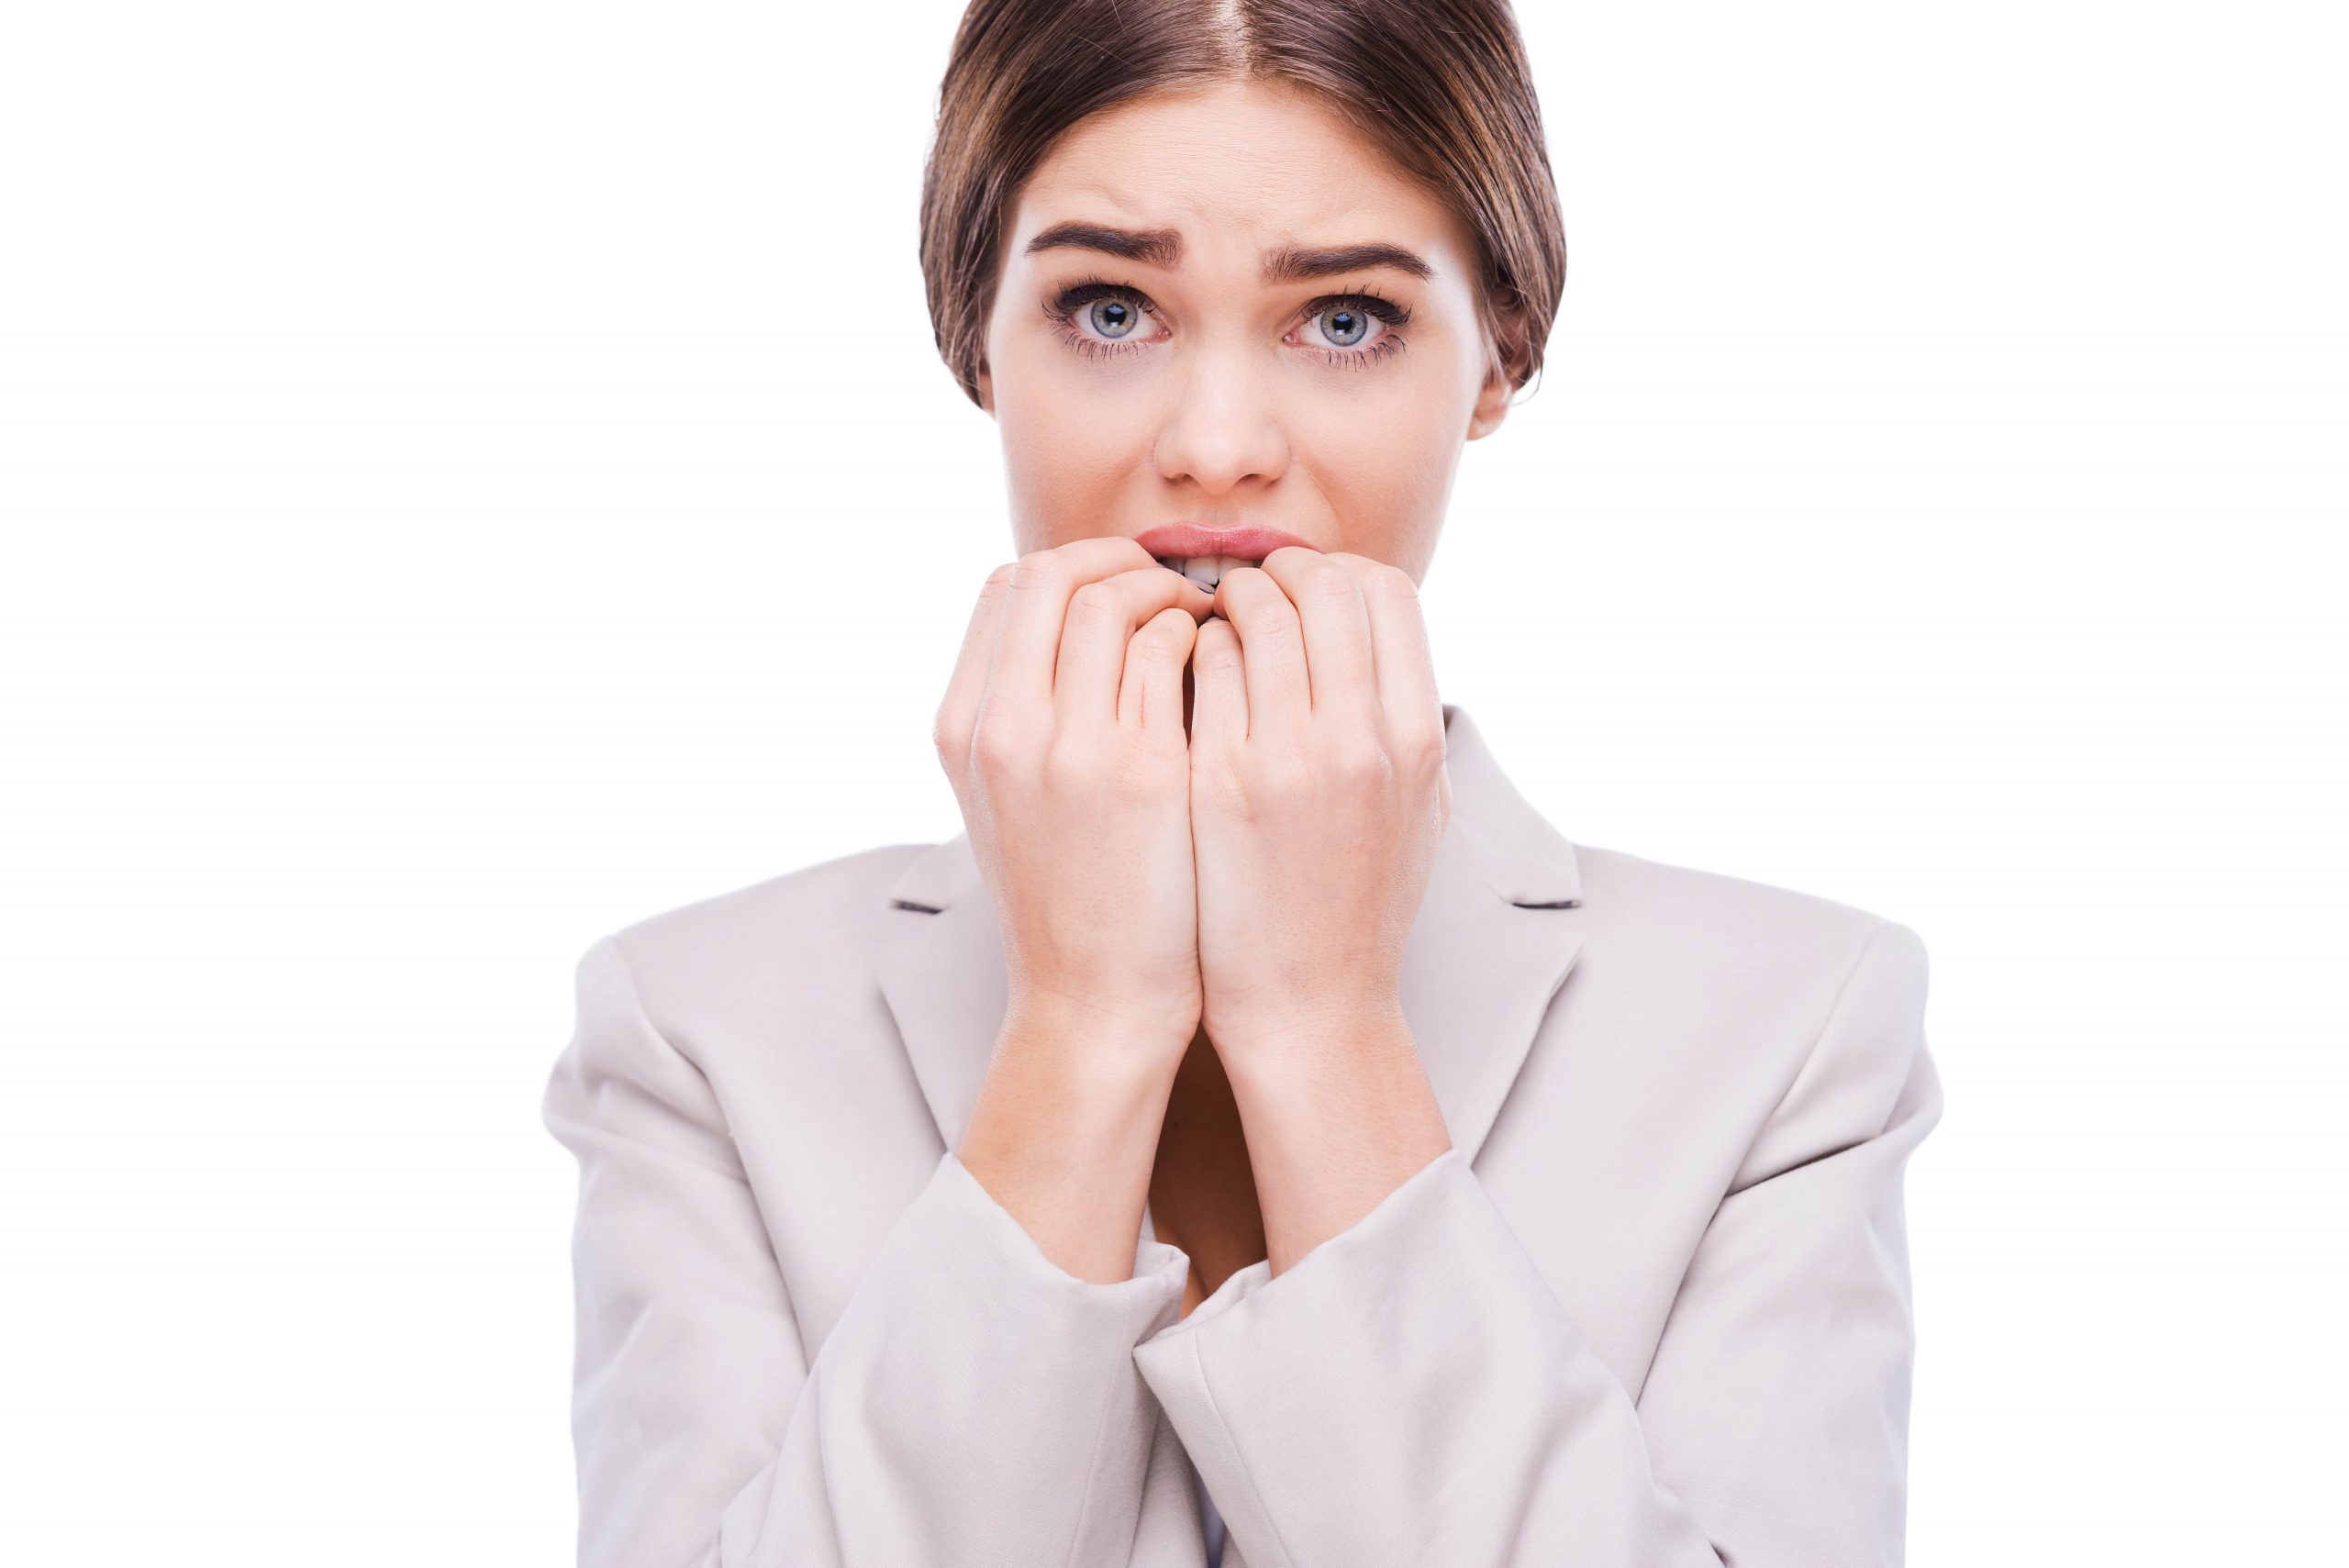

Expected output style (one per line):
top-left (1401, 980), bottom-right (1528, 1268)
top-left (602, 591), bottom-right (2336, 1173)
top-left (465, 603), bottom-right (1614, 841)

top-left (1040, 273), bottom-right (1412, 369)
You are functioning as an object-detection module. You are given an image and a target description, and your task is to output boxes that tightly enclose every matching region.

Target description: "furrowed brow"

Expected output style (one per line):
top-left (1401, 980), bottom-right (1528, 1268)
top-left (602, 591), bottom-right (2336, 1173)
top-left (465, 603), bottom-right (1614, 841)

top-left (1260, 241), bottom-right (1435, 284)
top-left (1022, 222), bottom-right (1185, 268)
top-left (1022, 223), bottom-right (1435, 284)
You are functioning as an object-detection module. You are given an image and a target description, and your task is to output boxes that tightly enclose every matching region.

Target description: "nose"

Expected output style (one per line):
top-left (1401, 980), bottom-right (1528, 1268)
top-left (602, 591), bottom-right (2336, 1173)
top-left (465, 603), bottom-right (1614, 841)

top-left (1151, 341), bottom-right (1290, 497)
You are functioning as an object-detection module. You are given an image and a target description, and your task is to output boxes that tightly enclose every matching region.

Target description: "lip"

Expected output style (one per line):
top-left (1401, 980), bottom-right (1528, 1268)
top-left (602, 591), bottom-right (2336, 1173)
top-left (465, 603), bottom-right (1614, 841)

top-left (1132, 523), bottom-right (1320, 562)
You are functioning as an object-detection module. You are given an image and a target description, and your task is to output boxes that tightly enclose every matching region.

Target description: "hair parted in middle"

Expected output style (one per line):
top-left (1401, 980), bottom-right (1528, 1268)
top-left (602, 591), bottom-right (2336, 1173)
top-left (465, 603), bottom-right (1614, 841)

top-left (918, 0), bottom-right (1566, 410)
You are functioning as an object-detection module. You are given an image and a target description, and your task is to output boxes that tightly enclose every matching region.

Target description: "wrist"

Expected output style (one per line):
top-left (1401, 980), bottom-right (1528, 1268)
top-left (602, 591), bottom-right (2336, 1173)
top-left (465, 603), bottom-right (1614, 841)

top-left (1219, 1010), bottom-right (1443, 1161)
top-left (1005, 987), bottom-right (1197, 1073)
top-left (958, 1012), bottom-right (1183, 1285)
top-left (1206, 997), bottom-right (1411, 1071)
top-left (1213, 1014), bottom-right (1453, 1273)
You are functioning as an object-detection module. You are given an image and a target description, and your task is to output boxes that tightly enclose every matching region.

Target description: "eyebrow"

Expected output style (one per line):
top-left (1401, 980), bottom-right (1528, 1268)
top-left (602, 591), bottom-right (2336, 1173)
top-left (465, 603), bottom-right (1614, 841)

top-left (1021, 221), bottom-right (1435, 283)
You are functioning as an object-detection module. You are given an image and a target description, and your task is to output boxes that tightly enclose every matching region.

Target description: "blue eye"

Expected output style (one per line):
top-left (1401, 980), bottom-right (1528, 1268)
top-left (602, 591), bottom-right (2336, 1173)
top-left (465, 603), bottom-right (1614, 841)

top-left (1319, 306), bottom-right (1370, 347)
top-left (1042, 280), bottom-right (1162, 359)
top-left (1299, 293), bottom-right (1409, 361)
top-left (1086, 298), bottom-right (1140, 339)
top-left (1041, 275), bottom-right (1412, 367)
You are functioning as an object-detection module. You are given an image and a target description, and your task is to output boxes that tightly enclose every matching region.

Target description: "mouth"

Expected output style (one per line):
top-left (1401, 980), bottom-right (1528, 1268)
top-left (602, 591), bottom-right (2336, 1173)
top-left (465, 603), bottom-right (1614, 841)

top-left (1152, 552), bottom-right (1256, 594)
top-left (1132, 523), bottom-right (1319, 593)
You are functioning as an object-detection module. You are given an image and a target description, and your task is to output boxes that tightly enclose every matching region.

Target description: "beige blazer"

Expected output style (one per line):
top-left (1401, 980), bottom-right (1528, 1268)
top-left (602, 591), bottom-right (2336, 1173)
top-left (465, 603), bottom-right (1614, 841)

top-left (541, 701), bottom-right (1944, 1568)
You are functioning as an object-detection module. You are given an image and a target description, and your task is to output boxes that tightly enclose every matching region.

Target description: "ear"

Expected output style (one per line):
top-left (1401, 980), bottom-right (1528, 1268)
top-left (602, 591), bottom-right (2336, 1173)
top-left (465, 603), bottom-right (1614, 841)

top-left (1464, 316), bottom-right (1520, 441)
top-left (1465, 358), bottom-right (1514, 441)
top-left (974, 353), bottom-right (996, 417)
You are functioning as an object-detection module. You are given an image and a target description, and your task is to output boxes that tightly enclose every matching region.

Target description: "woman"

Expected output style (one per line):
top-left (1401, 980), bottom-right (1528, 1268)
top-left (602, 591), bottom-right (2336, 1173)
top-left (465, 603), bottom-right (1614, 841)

top-left (540, 3), bottom-right (1944, 1565)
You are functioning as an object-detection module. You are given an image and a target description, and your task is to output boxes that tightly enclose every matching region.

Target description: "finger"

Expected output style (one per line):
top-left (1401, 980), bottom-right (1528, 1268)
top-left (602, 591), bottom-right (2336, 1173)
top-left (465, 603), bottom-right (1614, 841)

top-left (935, 562), bottom-right (1016, 773)
top-left (985, 536), bottom-right (1171, 713)
top-left (1057, 563), bottom-right (1216, 723)
top-left (1188, 613), bottom-right (1248, 754)
top-left (1356, 558), bottom-right (1444, 751)
top-left (1208, 565), bottom-right (1310, 737)
top-left (1119, 604), bottom-right (1200, 740)
top-left (1255, 546), bottom-right (1378, 732)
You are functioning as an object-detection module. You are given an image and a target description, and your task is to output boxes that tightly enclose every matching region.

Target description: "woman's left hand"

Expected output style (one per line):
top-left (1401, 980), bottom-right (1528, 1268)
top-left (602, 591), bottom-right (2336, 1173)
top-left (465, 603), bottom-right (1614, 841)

top-left (1186, 547), bottom-right (1452, 1063)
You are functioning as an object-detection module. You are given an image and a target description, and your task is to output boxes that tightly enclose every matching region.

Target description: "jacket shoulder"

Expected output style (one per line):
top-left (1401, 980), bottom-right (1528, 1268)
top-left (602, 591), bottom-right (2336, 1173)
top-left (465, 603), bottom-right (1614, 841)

top-left (1568, 840), bottom-right (1926, 1033)
top-left (1558, 842), bottom-right (1935, 1178)
top-left (596, 841), bottom-right (941, 1046)
top-left (1575, 840), bottom-right (1912, 950)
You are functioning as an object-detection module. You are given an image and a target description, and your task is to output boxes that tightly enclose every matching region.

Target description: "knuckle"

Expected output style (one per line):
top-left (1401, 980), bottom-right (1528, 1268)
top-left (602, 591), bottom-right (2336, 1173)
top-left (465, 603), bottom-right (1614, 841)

top-left (1146, 602), bottom-right (1194, 634)
top-left (1130, 617), bottom-right (1185, 661)
top-left (1328, 737), bottom-right (1395, 786)
top-left (972, 566), bottom-right (1018, 611)
top-left (1067, 579), bottom-right (1124, 618)
top-left (1009, 550), bottom-right (1068, 593)
top-left (971, 717), bottom-right (1028, 775)
top-left (1240, 597), bottom-right (1298, 638)
top-left (1362, 561), bottom-right (1419, 599)
top-left (930, 711), bottom-right (966, 763)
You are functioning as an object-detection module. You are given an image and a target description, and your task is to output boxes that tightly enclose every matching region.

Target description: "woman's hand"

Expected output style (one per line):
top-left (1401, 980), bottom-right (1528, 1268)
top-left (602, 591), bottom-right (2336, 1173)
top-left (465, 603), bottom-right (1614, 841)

top-left (1186, 547), bottom-right (1453, 1062)
top-left (934, 536), bottom-right (1218, 1070)
top-left (1186, 546), bottom-right (1457, 1273)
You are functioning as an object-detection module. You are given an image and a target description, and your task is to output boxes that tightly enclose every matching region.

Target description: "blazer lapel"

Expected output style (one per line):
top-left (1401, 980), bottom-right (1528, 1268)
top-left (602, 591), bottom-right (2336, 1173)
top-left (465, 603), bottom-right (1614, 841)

top-left (874, 701), bottom-right (1586, 1168)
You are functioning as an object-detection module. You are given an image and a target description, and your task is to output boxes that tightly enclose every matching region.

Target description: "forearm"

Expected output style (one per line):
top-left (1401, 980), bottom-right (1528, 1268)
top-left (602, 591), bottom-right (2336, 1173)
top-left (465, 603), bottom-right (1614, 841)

top-left (1219, 1012), bottom-right (1453, 1275)
top-left (957, 1000), bottom-right (1186, 1284)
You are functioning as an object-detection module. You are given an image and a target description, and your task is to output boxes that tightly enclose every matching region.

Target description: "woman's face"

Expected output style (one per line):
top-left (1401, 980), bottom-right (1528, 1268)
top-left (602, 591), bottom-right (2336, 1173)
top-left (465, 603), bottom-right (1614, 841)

top-left (976, 75), bottom-right (1514, 585)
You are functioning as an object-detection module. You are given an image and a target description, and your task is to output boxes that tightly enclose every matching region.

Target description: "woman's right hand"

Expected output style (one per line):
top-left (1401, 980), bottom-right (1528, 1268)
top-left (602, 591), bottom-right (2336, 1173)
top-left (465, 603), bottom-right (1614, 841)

top-left (933, 536), bottom-right (1219, 1073)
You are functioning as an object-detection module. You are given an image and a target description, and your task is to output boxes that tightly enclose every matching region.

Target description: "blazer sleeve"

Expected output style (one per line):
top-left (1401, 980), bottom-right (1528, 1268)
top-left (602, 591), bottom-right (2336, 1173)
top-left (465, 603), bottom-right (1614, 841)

top-left (1130, 918), bottom-right (1945, 1568)
top-left (540, 933), bottom-right (1196, 1568)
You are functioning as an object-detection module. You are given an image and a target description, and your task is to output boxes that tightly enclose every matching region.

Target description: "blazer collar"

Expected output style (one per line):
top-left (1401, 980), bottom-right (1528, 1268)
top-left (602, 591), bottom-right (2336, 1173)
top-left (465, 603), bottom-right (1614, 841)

top-left (874, 701), bottom-right (1586, 1168)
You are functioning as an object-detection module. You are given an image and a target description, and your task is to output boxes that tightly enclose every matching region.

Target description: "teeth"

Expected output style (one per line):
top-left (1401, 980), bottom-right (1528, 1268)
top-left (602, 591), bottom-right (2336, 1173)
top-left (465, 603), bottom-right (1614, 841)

top-left (1153, 553), bottom-right (1254, 592)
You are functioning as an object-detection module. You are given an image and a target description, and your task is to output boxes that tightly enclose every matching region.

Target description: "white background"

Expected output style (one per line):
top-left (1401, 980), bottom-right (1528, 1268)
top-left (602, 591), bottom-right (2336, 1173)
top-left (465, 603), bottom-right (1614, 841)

top-left (3, 1), bottom-right (2343, 1561)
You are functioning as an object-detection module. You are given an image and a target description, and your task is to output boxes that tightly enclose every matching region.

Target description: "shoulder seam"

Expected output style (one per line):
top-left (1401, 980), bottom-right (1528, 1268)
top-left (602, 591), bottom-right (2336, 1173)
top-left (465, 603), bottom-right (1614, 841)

top-left (599, 927), bottom-right (719, 1080)
top-left (1734, 917), bottom-right (1898, 1188)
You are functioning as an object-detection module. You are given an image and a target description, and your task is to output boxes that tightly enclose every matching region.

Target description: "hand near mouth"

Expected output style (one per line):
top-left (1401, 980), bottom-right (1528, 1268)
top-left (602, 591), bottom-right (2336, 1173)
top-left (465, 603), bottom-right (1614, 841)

top-left (936, 535), bottom-right (1226, 1283)
top-left (1184, 545), bottom-right (1454, 1266)
top-left (934, 536), bottom-right (1219, 1068)
top-left (933, 535), bottom-right (1448, 1277)
top-left (1185, 547), bottom-right (1451, 1052)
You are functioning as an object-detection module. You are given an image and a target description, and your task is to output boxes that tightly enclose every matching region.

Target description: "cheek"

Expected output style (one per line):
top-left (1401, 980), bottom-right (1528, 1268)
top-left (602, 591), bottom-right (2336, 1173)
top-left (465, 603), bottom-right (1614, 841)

top-left (1295, 398), bottom-right (1457, 550)
top-left (994, 367), bottom-right (1150, 541)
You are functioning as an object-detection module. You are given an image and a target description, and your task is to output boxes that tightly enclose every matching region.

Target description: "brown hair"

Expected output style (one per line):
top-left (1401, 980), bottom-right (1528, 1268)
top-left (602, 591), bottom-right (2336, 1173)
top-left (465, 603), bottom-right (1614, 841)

top-left (918, 0), bottom-right (1566, 410)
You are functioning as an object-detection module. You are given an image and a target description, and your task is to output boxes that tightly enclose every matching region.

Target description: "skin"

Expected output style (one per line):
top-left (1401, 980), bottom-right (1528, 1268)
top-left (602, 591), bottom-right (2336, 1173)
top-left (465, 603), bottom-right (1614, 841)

top-left (943, 75), bottom-right (1518, 1311)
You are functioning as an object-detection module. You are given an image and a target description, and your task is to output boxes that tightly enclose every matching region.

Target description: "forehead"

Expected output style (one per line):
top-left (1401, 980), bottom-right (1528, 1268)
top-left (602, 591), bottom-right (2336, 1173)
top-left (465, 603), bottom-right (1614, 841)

top-left (1008, 77), bottom-right (1472, 276)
